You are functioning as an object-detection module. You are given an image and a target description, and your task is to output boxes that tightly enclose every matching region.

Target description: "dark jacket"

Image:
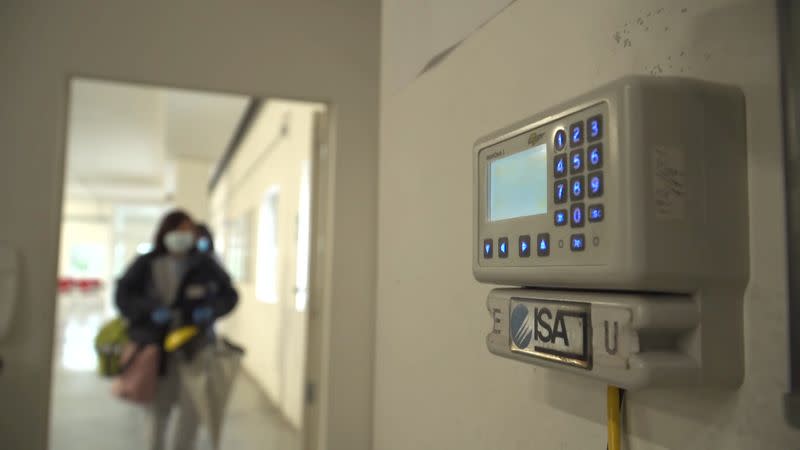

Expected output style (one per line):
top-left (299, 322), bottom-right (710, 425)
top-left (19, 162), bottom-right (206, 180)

top-left (115, 251), bottom-right (239, 346)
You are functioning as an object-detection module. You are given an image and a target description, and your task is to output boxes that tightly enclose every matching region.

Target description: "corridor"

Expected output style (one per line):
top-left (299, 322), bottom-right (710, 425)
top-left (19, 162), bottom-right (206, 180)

top-left (49, 292), bottom-right (299, 450)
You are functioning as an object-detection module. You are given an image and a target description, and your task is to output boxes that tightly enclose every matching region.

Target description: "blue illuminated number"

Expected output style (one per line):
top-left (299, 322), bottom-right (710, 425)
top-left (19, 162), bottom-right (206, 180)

top-left (573, 208), bottom-right (582, 223)
top-left (572, 127), bottom-right (581, 143)
top-left (573, 181), bottom-right (581, 196)
top-left (572, 155), bottom-right (581, 170)
top-left (591, 120), bottom-right (599, 137)
top-left (557, 159), bottom-right (565, 173)
top-left (557, 134), bottom-right (564, 147)
top-left (557, 184), bottom-right (565, 199)
top-left (591, 176), bottom-right (601, 193)
top-left (590, 149), bottom-right (600, 165)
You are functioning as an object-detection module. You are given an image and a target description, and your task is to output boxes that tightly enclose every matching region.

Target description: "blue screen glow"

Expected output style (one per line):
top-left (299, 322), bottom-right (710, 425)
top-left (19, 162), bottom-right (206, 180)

top-left (489, 144), bottom-right (548, 221)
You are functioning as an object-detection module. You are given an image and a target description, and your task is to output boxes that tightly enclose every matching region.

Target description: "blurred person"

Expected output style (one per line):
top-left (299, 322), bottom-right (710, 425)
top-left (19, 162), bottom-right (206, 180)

top-left (115, 209), bottom-right (238, 450)
top-left (194, 223), bottom-right (215, 255)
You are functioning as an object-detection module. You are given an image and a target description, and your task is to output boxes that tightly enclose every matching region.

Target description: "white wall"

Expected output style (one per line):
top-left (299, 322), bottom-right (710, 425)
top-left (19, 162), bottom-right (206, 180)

top-left (174, 157), bottom-right (213, 222)
top-left (0, 3), bottom-right (379, 449)
top-left (210, 100), bottom-right (319, 428)
top-left (376, 1), bottom-right (800, 449)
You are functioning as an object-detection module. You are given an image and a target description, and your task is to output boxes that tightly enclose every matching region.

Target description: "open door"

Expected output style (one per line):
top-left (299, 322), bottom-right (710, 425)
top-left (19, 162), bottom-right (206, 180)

top-left (303, 110), bottom-right (333, 450)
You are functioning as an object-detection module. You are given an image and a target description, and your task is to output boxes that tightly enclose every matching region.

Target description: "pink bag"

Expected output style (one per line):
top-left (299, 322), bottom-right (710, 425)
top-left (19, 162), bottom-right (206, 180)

top-left (111, 343), bottom-right (160, 404)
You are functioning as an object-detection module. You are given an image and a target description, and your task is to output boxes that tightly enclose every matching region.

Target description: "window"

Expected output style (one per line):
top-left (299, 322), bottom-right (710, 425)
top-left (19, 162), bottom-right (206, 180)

top-left (294, 162), bottom-right (311, 312)
top-left (224, 211), bottom-right (253, 283)
top-left (256, 187), bottom-right (280, 303)
top-left (68, 243), bottom-right (106, 277)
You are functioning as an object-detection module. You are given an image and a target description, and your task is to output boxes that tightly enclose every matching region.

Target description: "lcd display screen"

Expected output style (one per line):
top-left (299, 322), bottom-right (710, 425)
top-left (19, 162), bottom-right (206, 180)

top-left (489, 144), bottom-right (548, 221)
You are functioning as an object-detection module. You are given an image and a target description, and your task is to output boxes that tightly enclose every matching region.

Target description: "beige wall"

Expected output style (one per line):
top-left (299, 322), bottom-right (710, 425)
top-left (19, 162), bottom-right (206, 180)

top-left (0, 2), bottom-right (379, 449)
top-left (376, 1), bottom-right (800, 449)
top-left (211, 100), bottom-right (320, 428)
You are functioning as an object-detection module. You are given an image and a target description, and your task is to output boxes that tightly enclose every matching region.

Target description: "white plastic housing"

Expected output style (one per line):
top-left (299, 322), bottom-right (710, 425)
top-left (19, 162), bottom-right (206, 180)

top-left (473, 76), bottom-right (748, 294)
top-left (486, 288), bottom-right (742, 389)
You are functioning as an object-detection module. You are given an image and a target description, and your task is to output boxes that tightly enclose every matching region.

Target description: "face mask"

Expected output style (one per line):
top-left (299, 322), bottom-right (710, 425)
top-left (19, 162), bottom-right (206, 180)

top-left (164, 230), bottom-right (195, 254)
top-left (196, 236), bottom-right (211, 253)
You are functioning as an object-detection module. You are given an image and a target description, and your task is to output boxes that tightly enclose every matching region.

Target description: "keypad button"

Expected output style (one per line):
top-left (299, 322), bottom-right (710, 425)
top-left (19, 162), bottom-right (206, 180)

top-left (588, 171), bottom-right (603, 198)
top-left (554, 180), bottom-right (568, 204)
top-left (519, 235), bottom-right (531, 257)
top-left (554, 209), bottom-right (568, 226)
top-left (483, 239), bottom-right (493, 259)
top-left (588, 204), bottom-right (604, 223)
top-left (571, 203), bottom-right (585, 228)
top-left (554, 129), bottom-right (567, 151)
top-left (498, 237), bottom-right (509, 258)
top-left (570, 121), bottom-right (584, 147)
top-left (570, 234), bottom-right (586, 251)
top-left (537, 233), bottom-right (550, 257)
top-left (570, 149), bottom-right (584, 174)
top-left (570, 176), bottom-right (585, 201)
top-left (588, 144), bottom-right (603, 170)
top-left (554, 154), bottom-right (567, 178)
top-left (588, 115), bottom-right (603, 142)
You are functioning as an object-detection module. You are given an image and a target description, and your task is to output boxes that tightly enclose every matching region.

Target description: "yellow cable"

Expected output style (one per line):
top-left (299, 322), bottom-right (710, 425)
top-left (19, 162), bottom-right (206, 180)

top-left (607, 385), bottom-right (621, 450)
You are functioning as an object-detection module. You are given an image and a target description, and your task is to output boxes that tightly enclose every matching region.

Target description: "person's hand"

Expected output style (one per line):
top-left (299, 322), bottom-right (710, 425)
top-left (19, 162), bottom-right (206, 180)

top-left (151, 306), bottom-right (171, 325)
top-left (192, 306), bottom-right (214, 325)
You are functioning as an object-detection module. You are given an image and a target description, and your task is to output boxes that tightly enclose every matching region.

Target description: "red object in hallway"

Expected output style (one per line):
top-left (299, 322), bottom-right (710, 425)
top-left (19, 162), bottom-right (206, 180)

top-left (58, 277), bottom-right (102, 293)
top-left (76, 278), bottom-right (102, 292)
top-left (57, 277), bottom-right (74, 293)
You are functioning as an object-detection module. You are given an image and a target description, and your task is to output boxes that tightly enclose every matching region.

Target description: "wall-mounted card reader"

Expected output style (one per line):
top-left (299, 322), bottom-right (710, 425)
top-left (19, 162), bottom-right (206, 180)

top-left (473, 76), bottom-right (748, 294)
top-left (474, 76), bottom-right (748, 389)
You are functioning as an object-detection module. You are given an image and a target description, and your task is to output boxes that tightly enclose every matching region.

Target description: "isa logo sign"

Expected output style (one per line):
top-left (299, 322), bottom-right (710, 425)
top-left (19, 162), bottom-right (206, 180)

top-left (509, 298), bottom-right (591, 369)
top-left (510, 303), bottom-right (533, 348)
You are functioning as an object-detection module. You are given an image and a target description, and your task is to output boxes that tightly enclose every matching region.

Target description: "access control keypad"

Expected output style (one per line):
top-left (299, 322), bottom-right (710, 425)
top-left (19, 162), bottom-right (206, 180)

top-left (557, 114), bottom-right (604, 251)
top-left (481, 106), bottom-right (607, 264)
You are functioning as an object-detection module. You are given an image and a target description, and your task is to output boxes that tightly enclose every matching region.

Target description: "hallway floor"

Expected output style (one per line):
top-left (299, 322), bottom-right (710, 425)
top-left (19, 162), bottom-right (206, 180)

top-left (49, 291), bottom-right (299, 450)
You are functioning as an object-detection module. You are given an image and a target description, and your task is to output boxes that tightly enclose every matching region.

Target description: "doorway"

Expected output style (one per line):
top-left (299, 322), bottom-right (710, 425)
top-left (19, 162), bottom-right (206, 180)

top-left (50, 77), bottom-right (328, 449)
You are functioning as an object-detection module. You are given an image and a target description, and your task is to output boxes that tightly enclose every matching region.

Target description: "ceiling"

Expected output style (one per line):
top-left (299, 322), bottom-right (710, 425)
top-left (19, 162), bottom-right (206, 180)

top-left (65, 78), bottom-right (249, 204)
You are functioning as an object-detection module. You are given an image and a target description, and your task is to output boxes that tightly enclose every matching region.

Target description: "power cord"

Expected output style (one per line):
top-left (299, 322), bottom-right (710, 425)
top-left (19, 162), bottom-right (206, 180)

top-left (607, 386), bottom-right (625, 450)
